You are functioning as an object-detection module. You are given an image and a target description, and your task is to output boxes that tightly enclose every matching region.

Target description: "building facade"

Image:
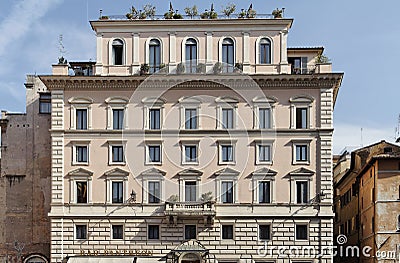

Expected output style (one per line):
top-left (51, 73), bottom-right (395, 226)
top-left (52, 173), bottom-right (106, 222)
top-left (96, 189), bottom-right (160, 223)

top-left (333, 141), bottom-right (400, 263)
top-left (0, 76), bottom-right (52, 263)
top-left (40, 15), bottom-right (343, 263)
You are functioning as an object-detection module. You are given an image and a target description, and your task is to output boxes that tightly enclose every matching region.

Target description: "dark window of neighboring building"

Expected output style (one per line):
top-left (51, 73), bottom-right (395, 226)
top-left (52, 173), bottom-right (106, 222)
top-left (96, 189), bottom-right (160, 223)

top-left (76, 181), bottom-right (87, 203)
top-left (149, 109), bottom-right (161, 129)
top-left (260, 38), bottom-right (271, 64)
top-left (185, 225), bottom-right (197, 240)
top-left (259, 181), bottom-right (271, 203)
top-left (222, 38), bottom-right (234, 73)
top-left (296, 181), bottom-right (308, 204)
top-left (340, 224), bottom-right (344, 235)
top-left (222, 225), bottom-right (234, 239)
top-left (372, 217), bottom-right (375, 233)
top-left (148, 145), bottom-right (161, 163)
top-left (112, 225), bottom-right (123, 239)
top-left (185, 38), bottom-right (197, 73)
top-left (185, 108), bottom-right (197, 129)
top-left (296, 107), bottom-right (308, 129)
top-left (113, 109), bottom-right (124, 130)
top-left (76, 225), bottom-right (87, 239)
top-left (112, 39), bottom-right (124, 65)
top-left (76, 109), bottom-right (87, 130)
top-left (149, 39), bottom-right (161, 73)
top-left (221, 181), bottom-right (234, 203)
top-left (259, 225), bottom-right (271, 240)
top-left (76, 146), bottom-right (88, 163)
top-left (148, 181), bottom-right (160, 203)
top-left (148, 225), bottom-right (159, 239)
top-left (185, 181), bottom-right (197, 202)
top-left (39, 93), bottom-right (51, 114)
top-left (296, 224), bottom-right (308, 240)
top-left (112, 181), bottom-right (123, 203)
top-left (112, 146), bottom-right (124, 163)
top-left (289, 57), bottom-right (308, 74)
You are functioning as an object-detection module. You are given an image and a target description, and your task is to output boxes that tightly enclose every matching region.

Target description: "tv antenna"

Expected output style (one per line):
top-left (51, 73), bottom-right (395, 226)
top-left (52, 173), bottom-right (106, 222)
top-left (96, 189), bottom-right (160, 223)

top-left (395, 114), bottom-right (400, 142)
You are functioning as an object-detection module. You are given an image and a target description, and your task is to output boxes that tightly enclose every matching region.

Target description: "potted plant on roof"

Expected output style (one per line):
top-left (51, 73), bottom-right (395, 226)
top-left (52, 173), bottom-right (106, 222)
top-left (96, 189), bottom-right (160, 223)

top-left (200, 4), bottom-right (218, 19)
top-left (222, 3), bottom-right (236, 18)
top-left (246, 4), bottom-right (256, 18)
top-left (126, 6), bottom-right (138, 19)
top-left (143, 4), bottom-right (156, 19)
top-left (238, 9), bottom-right (246, 18)
top-left (184, 5), bottom-right (198, 19)
top-left (272, 8), bottom-right (283, 18)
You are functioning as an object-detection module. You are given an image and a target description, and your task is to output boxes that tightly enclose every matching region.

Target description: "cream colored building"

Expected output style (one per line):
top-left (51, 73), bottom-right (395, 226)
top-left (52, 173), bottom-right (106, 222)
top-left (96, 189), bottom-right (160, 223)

top-left (40, 15), bottom-right (343, 263)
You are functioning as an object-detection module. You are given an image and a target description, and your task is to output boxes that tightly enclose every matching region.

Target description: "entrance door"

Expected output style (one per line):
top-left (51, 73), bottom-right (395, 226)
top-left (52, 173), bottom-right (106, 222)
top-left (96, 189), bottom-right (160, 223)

top-left (181, 253), bottom-right (201, 263)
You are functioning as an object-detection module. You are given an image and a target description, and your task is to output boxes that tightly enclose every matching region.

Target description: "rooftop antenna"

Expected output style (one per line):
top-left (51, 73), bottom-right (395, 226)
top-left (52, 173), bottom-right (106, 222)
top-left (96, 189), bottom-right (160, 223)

top-left (360, 127), bottom-right (363, 147)
top-left (58, 34), bottom-right (67, 64)
top-left (395, 113), bottom-right (400, 142)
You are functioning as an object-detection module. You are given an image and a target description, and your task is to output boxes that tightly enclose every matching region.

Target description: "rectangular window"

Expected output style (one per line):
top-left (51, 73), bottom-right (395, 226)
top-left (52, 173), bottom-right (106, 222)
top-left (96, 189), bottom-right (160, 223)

top-left (148, 145), bottom-right (161, 163)
top-left (113, 109), bottom-right (124, 130)
top-left (222, 225), bottom-right (234, 239)
top-left (185, 225), bottom-right (197, 240)
top-left (185, 108), bottom-right (198, 129)
top-left (259, 181), bottom-right (271, 203)
top-left (148, 225), bottom-right (159, 240)
top-left (112, 181), bottom-right (123, 203)
top-left (185, 181), bottom-right (197, 202)
top-left (112, 146), bottom-right (124, 163)
top-left (185, 145), bottom-right (197, 163)
top-left (76, 181), bottom-right (87, 203)
top-left (296, 181), bottom-right (308, 204)
top-left (76, 146), bottom-right (88, 163)
top-left (149, 109), bottom-right (161, 129)
top-left (259, 108), bottom-right (271, 129)
top-left (296, 224), bottom-right (308, 240)
top-left (148, 181), bottom-right (160, 203)
top-left (259, 225), bottom-right (271, 240)
top-left (39, 93), bottom-right (51, 114)
top-left (221, 145), bottom-right (234, 163)
top-left (76, 109), bottom-right (88, 130)
top-left (112, 225), bottom-right (123, 239)
top-left (296, 107), bottom-right (308, 129)
top-left (221, 181), bottom-right (234, 203)
top-left (258, 145), bottom-right (271, 163)
top-left (76, 225), bottom-right (87, 239)
top-left (222, 108), bottom-right (234, 129)
top-left (296, 145), bottom-right (309, 162)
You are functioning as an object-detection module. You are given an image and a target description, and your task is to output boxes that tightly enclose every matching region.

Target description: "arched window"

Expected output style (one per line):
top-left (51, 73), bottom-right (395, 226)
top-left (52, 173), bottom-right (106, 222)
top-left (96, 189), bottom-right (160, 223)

top-left (222, 38), bottom-right (234, 73)
top-left (185, 38), bottom-right (197, 73)
top-left (112, 39), bottom-right (124, 65)
top-left (149, 39), bottom-right (161, 73)
top-left (260, 38), bottom-right (271, 64)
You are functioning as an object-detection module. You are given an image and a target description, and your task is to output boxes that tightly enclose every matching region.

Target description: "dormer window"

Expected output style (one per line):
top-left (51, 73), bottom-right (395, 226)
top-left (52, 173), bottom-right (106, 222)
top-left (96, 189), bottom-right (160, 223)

top-left (221, 38), bottom-right (234, 73)
top-left (112, 39), bottom-right (124, 65)
top-left (259, 38), bottom-right (271, 64)
top-left (185, 38), bottom-right (198, 73)
top-left (149, 39), bottom-right (161, 73)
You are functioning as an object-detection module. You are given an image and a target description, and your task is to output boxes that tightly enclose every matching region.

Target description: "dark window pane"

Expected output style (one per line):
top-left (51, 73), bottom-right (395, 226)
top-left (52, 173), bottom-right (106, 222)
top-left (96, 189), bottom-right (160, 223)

top-left (112, 182), bottom-right (123, 203)
top-left (185, 181), bottom-right (197, 202)
top-left (149, 109), bottom-right (161, 129)
top-left (76, 225), bottom-right (87, 239)
top-left (222, 225), bottom-right (233, 239)
top-left (185, 39), bottom-right (197, 73)
top-left (259, 225), bottom-right (271, 240)
top-left (222, 181), bottom-right (234, 203)
top-left (296, 145), bottom-right (308, 162)
top-left (260, 39), bottom-right (271, 64)
top-left (185, 225), bottom-right (197, 239)
top-left (148, 225), bottom-right (159, 239)
top-left (149, 145), bottom-right (161, 163)
top-left (76, 109), bottom-right (87, 130)
top-left (112, 146), bottom-right (124, 163)
top-left (112, 225), bottom-right (123, 239)
top-left (259, 108), bottom-right (271, 129)
top-left (221, 145), bottom-right (234, 162)
top-left (185, 145), bottom-right (197, 163)
top-left (296, 181), bottom-right (308, 204)
top-left (222, 38), bottom-right (234, 73)
top-left (112, 39), bottom-right (124, 65)
top-left (39, 93), bottom-right (51, 114)
top-left (259, 145), bottom-right (271, 162)
top-left (222, 108), bottom-right (233, 129)
top-left (149, 39), bottom-right (161, 73)
top-left (76, 181), bottom-right (87, 203)
top-left (296, 108), bottom-right (308, 129)
top-left (148, 181), bottom-right (160, 203)
top-left (296, 225), bottom-right (308, 240)
top-left (259, 181), bottom-right (271, 203)
top-left (113, 109), bottom-right (124, 130)
top-left (76, 146), bottom-right (88, 163)
top-left (185, 108), bottom-right (197, 129)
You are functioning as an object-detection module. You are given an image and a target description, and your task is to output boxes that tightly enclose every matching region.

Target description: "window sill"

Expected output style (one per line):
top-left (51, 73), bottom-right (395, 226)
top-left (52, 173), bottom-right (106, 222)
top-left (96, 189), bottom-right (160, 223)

top-left (145, 162), bottom-right (162, 166)
top-left (293, 161), bottom-right (310, 165)
top-left (109, 162), bottom-right (126, 166)
top-left (219, 161), bottom-right (236, 165)
top-left (72, 162), bottom-right (89, 166)
top-left (182, 162), bottom-right (199, 166)
top-left (256, 161), bottom-right (273, 165)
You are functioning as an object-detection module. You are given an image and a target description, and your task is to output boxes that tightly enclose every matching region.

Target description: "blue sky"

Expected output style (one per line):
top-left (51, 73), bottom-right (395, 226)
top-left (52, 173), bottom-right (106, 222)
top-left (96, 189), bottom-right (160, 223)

top-left (0, 0), bottom-right (399, 153)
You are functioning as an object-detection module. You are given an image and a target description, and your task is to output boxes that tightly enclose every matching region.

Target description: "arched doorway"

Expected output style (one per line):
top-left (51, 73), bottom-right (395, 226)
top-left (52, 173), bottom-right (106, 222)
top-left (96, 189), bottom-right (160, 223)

top-left (180, 253), bottom-right (201, 263)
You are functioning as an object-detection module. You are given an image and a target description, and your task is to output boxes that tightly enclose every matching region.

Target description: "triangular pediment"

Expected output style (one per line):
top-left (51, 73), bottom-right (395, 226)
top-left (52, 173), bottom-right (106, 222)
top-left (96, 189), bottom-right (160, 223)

top-left (289, 167), bottom-right (315, 176)
top-left (104, 168), bottom-right (129, 177)
top-left (177, 168), bottom-right (203, 176)
top-left (67, 168), bottom-right (93, 177)
top-left (214, 167), bottom-right (240, 176)
top-left (252, 167), bottom-right (277, 176)
top-left (141, 168), bottom-right (166, 176)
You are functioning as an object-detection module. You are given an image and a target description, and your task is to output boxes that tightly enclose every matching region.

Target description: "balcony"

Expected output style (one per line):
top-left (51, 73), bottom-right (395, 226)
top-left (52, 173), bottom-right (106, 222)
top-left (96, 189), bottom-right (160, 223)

top-left (164, 201), bottom-right (216, 224)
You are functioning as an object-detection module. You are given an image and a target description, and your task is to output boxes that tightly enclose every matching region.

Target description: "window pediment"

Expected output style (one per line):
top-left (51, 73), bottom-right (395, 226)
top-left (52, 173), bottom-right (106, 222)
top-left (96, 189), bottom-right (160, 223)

top-left (289, 95), bottom-right (314, 103)
top-left (252, 167), bottom-right (277, 177)
top-left (215, 96), bottom-right (239, 104)
top-left (67, 168), bottom-right (93, 177)
top-left (104, 168), bottom-right (129, 177)
top-left (105, 96), bottom-right (129, 104)
top-left (140, 168), bottom-right (166, 177)
top-left (214, 167), bottom-right (240, 177)
top-left (289, 167), bottom-right (315, 176)
top-left (178, 96), bottom-right (202, 104)
top-left (142, 97), bottom-right (166, 105)
top-left (253, 96), bottom-right (277, 105)
top-left (68, 97), bottom-right (93, 104)
top-left (177, 168), bottom-right (203, 177)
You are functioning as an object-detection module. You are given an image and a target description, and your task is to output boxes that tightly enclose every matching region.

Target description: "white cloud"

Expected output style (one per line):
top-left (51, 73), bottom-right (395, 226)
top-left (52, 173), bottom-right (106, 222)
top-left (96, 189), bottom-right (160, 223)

top-left (0, 0), bottom-right (63, 57)
top-left (333, 123), bottom-right (396, 154)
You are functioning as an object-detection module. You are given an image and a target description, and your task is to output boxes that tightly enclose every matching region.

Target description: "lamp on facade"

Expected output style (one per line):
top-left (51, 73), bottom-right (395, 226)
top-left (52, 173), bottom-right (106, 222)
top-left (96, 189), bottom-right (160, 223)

top-left (130, 190), bottom-right (137, 202)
